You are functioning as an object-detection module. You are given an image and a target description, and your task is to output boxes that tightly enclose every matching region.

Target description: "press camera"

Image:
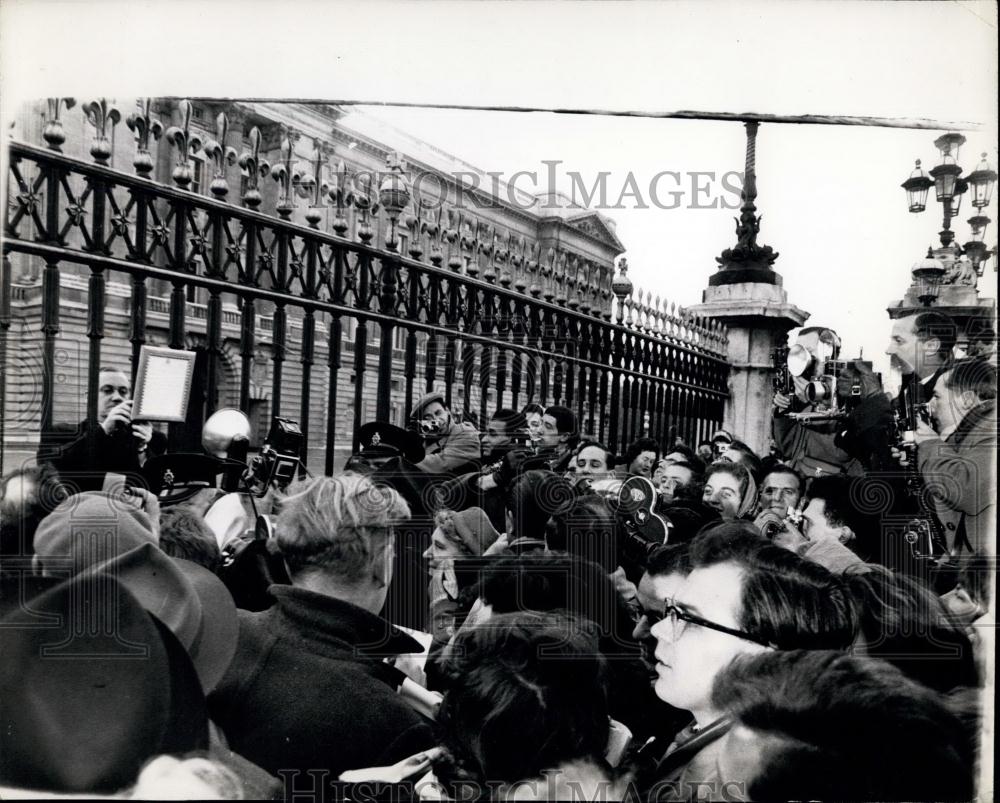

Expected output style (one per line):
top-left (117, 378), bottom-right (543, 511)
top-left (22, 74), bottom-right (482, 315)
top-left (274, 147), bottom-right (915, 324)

top-left (774, 328), bottom-right (876, 422)
top-left (245, 417), bottom-right (303, 496)
top-left (202, 410), bottom-right (303, 497)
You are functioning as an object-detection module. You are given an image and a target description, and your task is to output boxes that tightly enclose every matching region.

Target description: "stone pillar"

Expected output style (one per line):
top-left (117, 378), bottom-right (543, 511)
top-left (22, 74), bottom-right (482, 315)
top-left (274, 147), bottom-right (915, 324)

top-left (690, 281), bottom-right (808, 455)
top-left (689, 121), bottom-right (809, 456)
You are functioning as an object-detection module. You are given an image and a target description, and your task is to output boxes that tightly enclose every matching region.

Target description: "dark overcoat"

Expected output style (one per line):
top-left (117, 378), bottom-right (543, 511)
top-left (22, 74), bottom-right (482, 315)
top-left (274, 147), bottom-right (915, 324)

top-left (208, 585), bottom-right (435, 781)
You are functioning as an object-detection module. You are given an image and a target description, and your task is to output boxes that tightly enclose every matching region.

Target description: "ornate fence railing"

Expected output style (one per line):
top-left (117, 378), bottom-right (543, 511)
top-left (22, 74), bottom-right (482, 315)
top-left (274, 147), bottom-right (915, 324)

top-left (2, 100), bottom-right (730, 474)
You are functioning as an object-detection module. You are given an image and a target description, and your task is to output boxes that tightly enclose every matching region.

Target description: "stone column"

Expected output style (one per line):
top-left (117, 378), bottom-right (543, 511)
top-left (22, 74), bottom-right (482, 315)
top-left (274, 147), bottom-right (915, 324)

top-left (690, 282), bottom-right (808, 455)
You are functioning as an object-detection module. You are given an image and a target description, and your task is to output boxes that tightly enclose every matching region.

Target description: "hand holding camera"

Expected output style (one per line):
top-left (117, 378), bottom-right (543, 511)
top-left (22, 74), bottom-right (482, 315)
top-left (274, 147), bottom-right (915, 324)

top-left (132, 421), bottom-right (153, 449)
top-left (101, 399), bottom-right (135, 436)
top-left (102, 399), bottom-right (153, 448)
top-left (416, 419), bottom-right (442, 436)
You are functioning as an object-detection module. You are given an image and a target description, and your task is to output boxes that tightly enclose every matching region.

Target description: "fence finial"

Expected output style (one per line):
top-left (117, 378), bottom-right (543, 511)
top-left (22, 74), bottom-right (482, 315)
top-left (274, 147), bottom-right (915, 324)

top-left (238, 127), bottom-right (271, 209)
top-left (611, 257), bottom-right (632, 324)
top-left (81, 99), bottom-right (121, 165)
top-left (165, 100), bottom-right (204, 189)
top-left (43, 98), bottom-right (76, 151)
top-left (204, 111), bottom-right (238, 198)
top-left (126, 99), bottom-right (164, 179)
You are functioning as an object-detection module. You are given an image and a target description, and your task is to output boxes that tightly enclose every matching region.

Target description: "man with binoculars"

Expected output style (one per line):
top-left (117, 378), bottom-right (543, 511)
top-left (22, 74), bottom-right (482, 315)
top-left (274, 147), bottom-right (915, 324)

top-left (410, 392), bottom-right (482, 476)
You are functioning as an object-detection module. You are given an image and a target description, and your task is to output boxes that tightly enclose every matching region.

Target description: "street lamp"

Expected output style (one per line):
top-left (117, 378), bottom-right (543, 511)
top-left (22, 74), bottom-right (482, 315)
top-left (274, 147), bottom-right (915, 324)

top-left (902, 160), bottom-right (933, 213)
top-left (967, 152), bottom-right (998, 209)
top-left (903, 135), bottom-right (997, 275)
top-left (929, 133), bottom-right (965, 204)
top-left (911, 248), bottom-right (945, 307)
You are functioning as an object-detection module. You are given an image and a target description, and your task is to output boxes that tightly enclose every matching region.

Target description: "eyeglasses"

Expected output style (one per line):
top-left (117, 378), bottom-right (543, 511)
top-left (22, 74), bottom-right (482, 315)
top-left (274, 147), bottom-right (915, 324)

top-left (660, 603), bottom-right (774, 648)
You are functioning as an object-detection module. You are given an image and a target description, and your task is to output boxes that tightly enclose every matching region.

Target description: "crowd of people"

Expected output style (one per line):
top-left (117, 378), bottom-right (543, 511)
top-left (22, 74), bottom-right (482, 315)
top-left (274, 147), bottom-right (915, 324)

top-left (0, 308), bottom-right (994, 801)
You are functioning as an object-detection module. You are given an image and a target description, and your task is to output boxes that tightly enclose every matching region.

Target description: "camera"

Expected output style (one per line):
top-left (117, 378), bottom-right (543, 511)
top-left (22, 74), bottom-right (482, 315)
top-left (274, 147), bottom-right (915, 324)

top-left (783, 327), bottom-right (877, 421)
top-left (758, 513), bottom-right (787, 540)
top-left (804, 359), bottom-right (870, 406)
top-left (772, 346), bottom-right (794, 397)
top-left (901, 517), bottom-right (944, 562)
top-left (416, 419), bottom-right (441, 436)
top-left (245, 416), bottom-right (303, 496)
top-left (756, 507), bottom-right (803, 540)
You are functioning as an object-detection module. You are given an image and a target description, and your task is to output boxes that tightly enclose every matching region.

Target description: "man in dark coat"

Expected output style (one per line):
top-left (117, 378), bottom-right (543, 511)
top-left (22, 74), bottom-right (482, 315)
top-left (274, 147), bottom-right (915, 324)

top-left (208, 472), bottom-right (435, 782)
top-left (37, 367), bottom-right (153, 491)
top-left (917, 358), bottom-right (997, 605)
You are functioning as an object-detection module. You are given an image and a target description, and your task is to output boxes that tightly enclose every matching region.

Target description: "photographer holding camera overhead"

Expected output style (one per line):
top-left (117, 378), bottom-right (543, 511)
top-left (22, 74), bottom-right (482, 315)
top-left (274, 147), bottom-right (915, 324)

top-left (410, 392), bottom-right (482, 476)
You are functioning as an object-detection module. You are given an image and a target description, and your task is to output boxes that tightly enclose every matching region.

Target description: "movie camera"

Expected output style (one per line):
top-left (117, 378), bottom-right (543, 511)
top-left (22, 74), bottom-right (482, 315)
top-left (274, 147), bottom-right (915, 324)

top-left (584, 476), bottom-right (671, 565)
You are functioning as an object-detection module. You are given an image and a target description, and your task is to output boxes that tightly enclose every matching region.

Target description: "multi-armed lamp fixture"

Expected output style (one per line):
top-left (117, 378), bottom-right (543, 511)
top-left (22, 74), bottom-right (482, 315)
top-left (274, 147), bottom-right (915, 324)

top-left (902, 134), bottom-right (997, 304)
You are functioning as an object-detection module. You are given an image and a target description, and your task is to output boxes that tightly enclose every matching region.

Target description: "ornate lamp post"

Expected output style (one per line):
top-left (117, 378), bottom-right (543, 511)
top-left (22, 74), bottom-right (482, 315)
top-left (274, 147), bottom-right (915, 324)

top-left (964, 153), bottom-right (998, 277)
top-left (903, 135), bottom-right (997, 278)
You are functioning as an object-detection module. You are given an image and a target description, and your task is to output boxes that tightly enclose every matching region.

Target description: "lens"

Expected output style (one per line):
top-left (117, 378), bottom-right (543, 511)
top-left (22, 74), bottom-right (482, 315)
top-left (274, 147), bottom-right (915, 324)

top-left (805, 380), bottom-right (829, 402)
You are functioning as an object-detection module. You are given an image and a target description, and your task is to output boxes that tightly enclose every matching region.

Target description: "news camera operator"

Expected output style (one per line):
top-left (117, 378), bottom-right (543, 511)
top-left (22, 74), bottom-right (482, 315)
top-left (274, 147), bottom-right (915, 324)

top-left (37, 367), bottom-right (154, 492)
top-left (772, 328), bottom-right (893, 477)
top-left (410, 392), bottom-right (482, 476)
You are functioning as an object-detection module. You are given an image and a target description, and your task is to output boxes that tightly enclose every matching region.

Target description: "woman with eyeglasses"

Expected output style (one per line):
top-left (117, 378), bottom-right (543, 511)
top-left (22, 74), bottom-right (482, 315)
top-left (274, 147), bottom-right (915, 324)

top-left (638, 523), bottom-right (857, 802)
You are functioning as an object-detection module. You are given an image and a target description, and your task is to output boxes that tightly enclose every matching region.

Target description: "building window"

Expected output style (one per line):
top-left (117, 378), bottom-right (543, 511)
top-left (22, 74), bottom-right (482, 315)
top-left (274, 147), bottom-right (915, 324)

top-left (248, 398), bottom-right (269, 448)
top-left (190, 154), bottom-right (205, 196)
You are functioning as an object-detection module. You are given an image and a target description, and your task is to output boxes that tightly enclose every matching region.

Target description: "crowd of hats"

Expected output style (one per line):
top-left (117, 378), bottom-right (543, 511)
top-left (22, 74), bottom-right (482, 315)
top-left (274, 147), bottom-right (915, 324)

top-left (0, 487), bottom-right (248, 796)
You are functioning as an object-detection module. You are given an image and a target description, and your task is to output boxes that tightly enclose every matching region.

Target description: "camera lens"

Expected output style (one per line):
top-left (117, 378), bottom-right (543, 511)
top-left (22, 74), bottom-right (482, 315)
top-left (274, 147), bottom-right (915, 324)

top-left (805, 380), bottom-right (829, 402)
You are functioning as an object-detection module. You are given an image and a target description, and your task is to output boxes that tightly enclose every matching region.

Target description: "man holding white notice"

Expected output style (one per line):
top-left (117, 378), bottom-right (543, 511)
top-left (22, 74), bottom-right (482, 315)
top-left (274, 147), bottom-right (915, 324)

top-left (37, 367), bottom-right (154, 492)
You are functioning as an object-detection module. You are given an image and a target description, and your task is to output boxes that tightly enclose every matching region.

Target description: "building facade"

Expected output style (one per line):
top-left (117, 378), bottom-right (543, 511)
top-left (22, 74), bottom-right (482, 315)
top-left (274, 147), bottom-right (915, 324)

top-left (5, 98), bottom-right (705, 471)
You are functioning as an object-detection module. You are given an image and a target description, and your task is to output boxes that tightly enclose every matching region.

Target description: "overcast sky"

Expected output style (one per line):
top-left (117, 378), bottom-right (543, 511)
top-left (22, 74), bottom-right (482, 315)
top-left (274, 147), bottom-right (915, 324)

top-left (2, 0), bottom-right (997, 381)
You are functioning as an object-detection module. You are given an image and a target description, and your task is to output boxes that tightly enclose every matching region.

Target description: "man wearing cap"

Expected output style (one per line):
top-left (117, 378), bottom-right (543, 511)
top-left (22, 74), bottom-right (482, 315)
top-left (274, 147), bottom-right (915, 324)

top-left (710, 430), bottom-right (733, 460)
top-left (410, 392), bottom-right (482, 476)
top-left (142, 452), bottom-right (236, 513)
top-left (350, 423), bottom-right (426, 473)
top-left (37, 367), bottom-right (154, 492)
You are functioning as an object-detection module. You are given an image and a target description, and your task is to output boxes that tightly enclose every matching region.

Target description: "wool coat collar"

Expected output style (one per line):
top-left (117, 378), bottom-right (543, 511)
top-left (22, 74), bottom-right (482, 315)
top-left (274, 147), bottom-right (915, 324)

top-left (265, 584), bottom-right (423, 658)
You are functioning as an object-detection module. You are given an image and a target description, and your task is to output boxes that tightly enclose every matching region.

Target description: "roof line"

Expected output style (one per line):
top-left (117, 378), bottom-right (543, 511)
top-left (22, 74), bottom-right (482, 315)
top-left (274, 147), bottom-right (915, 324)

top-left (187, 97), bottom-right (985, 131)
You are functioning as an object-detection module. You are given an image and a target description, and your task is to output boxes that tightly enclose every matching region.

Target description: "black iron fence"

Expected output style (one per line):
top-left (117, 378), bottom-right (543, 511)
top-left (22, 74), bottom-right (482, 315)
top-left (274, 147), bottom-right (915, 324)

top-left (2, 100), bottom-right (730, 473)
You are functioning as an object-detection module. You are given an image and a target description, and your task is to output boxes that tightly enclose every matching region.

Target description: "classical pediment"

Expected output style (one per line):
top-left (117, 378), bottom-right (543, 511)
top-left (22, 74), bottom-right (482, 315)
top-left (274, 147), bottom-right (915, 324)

top-left (566, 212), bottom-right (625, 251)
